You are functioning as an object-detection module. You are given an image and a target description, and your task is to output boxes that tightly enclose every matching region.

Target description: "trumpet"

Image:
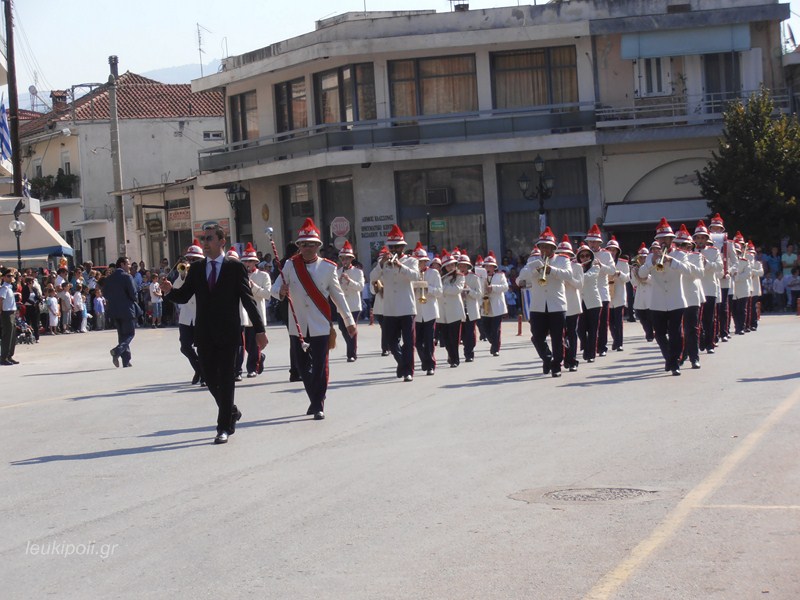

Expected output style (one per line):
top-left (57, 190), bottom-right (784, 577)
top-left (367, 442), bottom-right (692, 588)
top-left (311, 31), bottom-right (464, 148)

top-left (413, 273), bottom-right (429, 304)
top-left (655, 250), bottom-right (666, 272)
top-left (372, 279), bottom-right (384, 296)
top-left (538, 255), bottom-right (550, 286)
top-left (176, 262), bottom-right (188, 273)
top-left (382, 253), bottom-right (399, 267)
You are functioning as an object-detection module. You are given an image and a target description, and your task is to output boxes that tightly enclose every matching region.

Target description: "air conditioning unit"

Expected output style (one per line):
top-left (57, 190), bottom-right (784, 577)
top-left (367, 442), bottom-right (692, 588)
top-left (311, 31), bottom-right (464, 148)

top-left (425, 187), bottom-right (453, 206)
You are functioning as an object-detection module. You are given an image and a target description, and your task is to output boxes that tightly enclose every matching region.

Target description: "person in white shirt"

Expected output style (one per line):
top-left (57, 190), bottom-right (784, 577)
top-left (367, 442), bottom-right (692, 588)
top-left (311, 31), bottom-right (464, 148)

top-left (729, 237), bottom-right (751, 335)
top-left (148, 273), bottom-right (163, 328)
top-left (693, 220), bottom-right (723, 354)
top-left (708, 213), bottom-right (731, 342)
top-left (458, 253), bottom-right (482, 363)
top-left (557, 236), bottom-right (583, 372)
top-left (437, 250), bottom-right (465, 368)
top-left (378, 225), bottom-right (418, 382)
top-left (0, 269), bottom-right (19, 365)
top-left (336, 240), bottom-right (364, 362)
top-left (173, 240), bottom-right (206, 385)
top-left (518, 227), bottom-right (571, 377)
top-left (412, 242), bottom-right (442, 375)
top-left (583, 224), bottom-right (616, 357)
top-left (746, 242), bottom-right (763, 332)
top-left (480, 251), bottom-right (508, 357)
top-left (640, 219), bottom-right (692, 376)
top-left (271, 218), bottom-right (355, 420)
top-left (631, 243), bottom-right (654, 342)
top-left (676, 226), bottom-right (705, 369)
top-left (605, 236), bottom-right (630, 352)
top-left (241, 243), bottom-right (272, 377)
top-left (576, 245), bottom-right (602, 363)
top-left (369, 248), bottom-right (389, 356)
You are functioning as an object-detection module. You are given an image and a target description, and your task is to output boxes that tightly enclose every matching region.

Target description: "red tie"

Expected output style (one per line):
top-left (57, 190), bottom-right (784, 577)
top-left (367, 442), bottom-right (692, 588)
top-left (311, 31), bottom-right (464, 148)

top-left (208, 260), bottom-right (217, 290)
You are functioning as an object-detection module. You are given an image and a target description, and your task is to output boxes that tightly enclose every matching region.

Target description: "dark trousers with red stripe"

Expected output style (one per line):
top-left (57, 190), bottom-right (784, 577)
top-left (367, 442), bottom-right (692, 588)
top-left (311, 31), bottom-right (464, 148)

top-left (462, 317), bottom-right (477, 360)
top-left (482, 315), bottom-right (503, 354)
top-left (244, 326), bottom-right (263, 374)
top-left (291, 334), bottom-right (329, 414)
top-left (733, 297), bottom-right (748, 334)
top-left (699, 296), bottom-right (717, 351)
top-left (636, 308), bottom-right (654, 341)
top-left (717, 288), bottom-right (730, 339)
top-left (415, 319), bottom-right (436, 372)
top-left (234, 326), bottom-right (245, 375)
top-left (597, 301), bottom-right (610, 353)
top-left (652, 308), bottom-right (685, 371)
top-left (441, 320), bottom-right (462, 366)
top-left (609, 305), bottom-right (625, 350)
top-left (531, 308), bottom-right (565, 373)
top-left (578, 305), bottom-right (601, 361)
top-left (564, 314), bottom-right (579, 369)
top-left (682, 305), bottom-right (701, 363)
top-left (383, 314), bottom-right (415, 377)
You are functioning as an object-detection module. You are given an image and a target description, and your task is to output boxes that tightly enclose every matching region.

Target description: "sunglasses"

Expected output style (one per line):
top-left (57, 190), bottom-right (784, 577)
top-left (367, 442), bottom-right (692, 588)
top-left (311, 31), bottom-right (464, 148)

top-left (201, 234), bottom-right (219, 242)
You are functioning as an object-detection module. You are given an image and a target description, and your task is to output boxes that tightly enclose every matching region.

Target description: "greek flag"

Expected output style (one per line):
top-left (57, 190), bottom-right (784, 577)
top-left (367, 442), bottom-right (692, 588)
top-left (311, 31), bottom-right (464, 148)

top-left (0, 103), bottom-right (11, 160)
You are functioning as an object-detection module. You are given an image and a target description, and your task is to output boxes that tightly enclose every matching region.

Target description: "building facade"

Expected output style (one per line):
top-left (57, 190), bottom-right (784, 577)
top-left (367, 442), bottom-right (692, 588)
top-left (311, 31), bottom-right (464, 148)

top-left (192, 0), bottom-right (790, 260)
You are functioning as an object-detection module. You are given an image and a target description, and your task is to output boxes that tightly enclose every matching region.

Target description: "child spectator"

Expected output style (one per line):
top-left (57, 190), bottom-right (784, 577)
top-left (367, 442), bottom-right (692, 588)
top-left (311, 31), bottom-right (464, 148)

top-left (93, 289), bottom-right (107, 330)
top-left (46, 288), bottom-right (60, 335)
top-left (772, 271), bottom-right (786, 312)
top-left (149, 273), bottom-right (163, 328)
top-left (786, 267), bottom-right (800, 311)
top-left (57, 283), bottom-right (73, 333)
top-left (761, 271), bottom-right (774, 312)
top-left (505, 289), bottom-right (518, 319)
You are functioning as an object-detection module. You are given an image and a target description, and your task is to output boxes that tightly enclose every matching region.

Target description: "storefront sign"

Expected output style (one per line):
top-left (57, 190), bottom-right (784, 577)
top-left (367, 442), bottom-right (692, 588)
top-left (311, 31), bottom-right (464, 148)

top-left (192, 218), bottom-right (231, 239)
top-left (429, 219), bottom-right (447, 232)
top-left (167, 207), bottom-right (191, 231)
top-left (360, 214), bottom-right (395, 240)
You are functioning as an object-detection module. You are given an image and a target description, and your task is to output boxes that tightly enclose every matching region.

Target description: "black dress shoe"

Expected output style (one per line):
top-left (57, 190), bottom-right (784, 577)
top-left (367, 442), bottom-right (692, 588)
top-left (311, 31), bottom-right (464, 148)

top-left (289, 375), bottom-right (302, 382)
top-left (599, 351), bottom-right (607, 357)
top-left (347, 357), bottom-right (356, 362)
top-left (230, 408), bottom-right (243, 434)
top-left (214, 432), bottom-right (228, 444)
top-left (671, 368), bottom-right (681, 376)
top-left (110, 349), bottom-right (120, 368)
top-left (542, 362), bottom-right (551, 375)
top-left (234, 373), bottom-right (243, 382)
top-left (587, 358), bottom-right (595, 363)
top-left (314, 411), bottom-right (325, 420)
top-left (257, 353), bottom-right (265, 374)
top-left (7, 358), bottom-right (19, 364)
top-left (191, 372), bottom-right (200, 385)
top-left (306, 405), bottom-right (315, 416)
top-left (123, 363), bottom-right (133, 368)
top-left (568, 365), bottom-right (578, 372)
top-left (0, 359), bottom-right (12, 366)
top-left (465, 357), bottom-right (473, 362)
top-left (426, 369), bottom-right (434, 376)
top-left (450, 363), bottom-right (458, 368)
top-left (551, 371), bottom-right (562, 378)
top-left (691, 361), bottom-right (701, 369)
top-left (200, 380), bottom-right (207, 387)
top-left (381, 351), bottom-right (389, 357)
top-left (707, 348), bottom-right (715, 354)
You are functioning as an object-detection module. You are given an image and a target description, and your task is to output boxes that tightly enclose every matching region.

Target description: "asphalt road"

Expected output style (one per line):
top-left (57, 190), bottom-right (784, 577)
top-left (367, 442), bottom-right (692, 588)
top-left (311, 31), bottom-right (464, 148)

top-left (2, 315), bottom-right (799, 599)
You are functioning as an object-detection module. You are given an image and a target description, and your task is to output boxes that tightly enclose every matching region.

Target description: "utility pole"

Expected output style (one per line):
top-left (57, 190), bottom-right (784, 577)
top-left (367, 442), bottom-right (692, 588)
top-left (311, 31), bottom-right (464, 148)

top-left (108, 55), bottom-right (126, 258)
top-left (4, 0), bottom-right (23, 197)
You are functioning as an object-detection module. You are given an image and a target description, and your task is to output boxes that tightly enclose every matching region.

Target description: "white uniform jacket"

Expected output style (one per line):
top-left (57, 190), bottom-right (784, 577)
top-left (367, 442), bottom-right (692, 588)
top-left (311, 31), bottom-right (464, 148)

top-left (580, 264), bottom-right (603, 310)
top-left (482, 270), bottom-right (508, 317)
top-left (337, 265), bottom-right (364, 312)
top-left (415, 267), bottom-right (442, 323)
top-left (729, 258), bottom-right (752, 300)
top-left (748, 258), bottom-right (764, 297)
top-left (564, 261), bottom-right (584, 317)
top-left (241, 268), bottom-right (272, 327)
top-left (700, 246), bottom-right (724, 298)
top-left (438, 271), bottom-right (466, 324)
top-left (610, 258), bottom-right (630, 308)
top-left (519, 254), bottom-right (571, 313)
top-left (173, 273), bottom-right (197, 326)
top-left (380, 255), bottom-right (419, 317)
top-left (463, 272), bottom-right (483, 321)
top-left (369, 264), bottom-right (384, 316)
top-left (631, 264), bottom-right (652, 311)
top-left (681, 253), bottom-right (705, 308)
top-left (595, 250), bottom-right (617, 302)
top-left (640, 251), bottom-right (690, 311)
top-left (271, 257), bottom-right (354, 337)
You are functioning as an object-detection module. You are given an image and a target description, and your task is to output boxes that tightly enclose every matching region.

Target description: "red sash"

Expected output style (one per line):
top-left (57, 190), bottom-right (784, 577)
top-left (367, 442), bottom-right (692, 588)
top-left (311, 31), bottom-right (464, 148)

top-left (291, 255), bottom-right (331, 323)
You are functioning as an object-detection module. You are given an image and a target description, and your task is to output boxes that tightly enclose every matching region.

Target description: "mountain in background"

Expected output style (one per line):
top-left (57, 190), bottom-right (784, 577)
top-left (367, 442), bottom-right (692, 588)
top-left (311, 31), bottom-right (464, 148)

top-left (141, 59), bottom-right (222, 84)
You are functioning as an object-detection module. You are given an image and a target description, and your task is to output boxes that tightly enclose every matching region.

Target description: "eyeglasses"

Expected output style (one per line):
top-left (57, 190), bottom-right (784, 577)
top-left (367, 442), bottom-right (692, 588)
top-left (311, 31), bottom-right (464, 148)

top-left (201, 234), bottom-right (221, 242)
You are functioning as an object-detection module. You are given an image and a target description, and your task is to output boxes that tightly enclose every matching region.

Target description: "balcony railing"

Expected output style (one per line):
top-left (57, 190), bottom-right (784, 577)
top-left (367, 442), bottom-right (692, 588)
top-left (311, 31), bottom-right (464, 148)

top-left (199, 102), bottom-right (596, 172)
top-left (596, 89), bottom-right (790, 129)
top-left (198, 90), bottom-right (790, 172)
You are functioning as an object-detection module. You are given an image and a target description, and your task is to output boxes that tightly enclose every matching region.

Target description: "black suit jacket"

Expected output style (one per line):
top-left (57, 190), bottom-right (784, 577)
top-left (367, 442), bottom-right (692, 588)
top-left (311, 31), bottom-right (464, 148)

top-left (103, 268), bottom-right (138, 320)
top-left (165, 257), bottom-right (265, 347)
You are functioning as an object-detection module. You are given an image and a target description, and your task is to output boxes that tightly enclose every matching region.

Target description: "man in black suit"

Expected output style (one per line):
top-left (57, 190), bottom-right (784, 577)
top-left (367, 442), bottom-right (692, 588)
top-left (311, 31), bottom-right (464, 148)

top-left (161, 224), bottom-right (267, 444)
top-left (103, 257), bottom-right (138, 368)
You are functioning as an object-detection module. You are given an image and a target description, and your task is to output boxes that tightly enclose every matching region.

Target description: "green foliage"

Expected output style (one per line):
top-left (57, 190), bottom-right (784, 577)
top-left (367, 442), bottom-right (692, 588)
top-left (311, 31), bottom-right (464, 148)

top-left (28, 169), bottom-right (80, 199)
top-left (697, 88), bottom-right (800, 244)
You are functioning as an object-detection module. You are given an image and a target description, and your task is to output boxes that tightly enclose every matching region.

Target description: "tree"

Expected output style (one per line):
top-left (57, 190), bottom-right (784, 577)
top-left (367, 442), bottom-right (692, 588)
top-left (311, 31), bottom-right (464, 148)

top-left (697, 88), bottom-right (800, 244)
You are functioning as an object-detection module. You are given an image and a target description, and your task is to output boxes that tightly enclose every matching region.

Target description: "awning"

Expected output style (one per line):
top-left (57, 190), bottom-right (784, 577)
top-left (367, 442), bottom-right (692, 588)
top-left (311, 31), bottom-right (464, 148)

top-left (603, 199), bottom-right (709, 228)
top-left (621, 24), bottom-right (750, 59)
top-left (0, 212), bottom-right (73, 261)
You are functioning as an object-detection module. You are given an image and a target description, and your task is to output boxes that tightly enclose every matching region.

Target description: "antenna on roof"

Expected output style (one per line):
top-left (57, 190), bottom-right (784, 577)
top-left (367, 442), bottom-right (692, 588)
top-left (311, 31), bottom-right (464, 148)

top-left (197, 23), bottom-right (212, 77)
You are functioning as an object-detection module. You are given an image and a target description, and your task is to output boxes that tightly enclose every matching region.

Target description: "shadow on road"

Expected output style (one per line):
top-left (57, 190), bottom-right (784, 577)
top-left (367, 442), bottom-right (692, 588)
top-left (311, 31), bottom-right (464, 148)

top-left (10, 438), bottom-right (212, 465)
top-left (68, 382), bottom-right (202, 401)
top-left (140, 414), bottom-right (312, 438)
top-left (738, 372), bottom-right (800, 383)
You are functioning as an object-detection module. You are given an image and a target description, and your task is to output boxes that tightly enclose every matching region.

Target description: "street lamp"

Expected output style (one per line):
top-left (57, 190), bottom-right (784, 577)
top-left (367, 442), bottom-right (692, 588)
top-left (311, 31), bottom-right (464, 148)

top-left (517, 155), bottom-right (555, 234)
top-left (225, 183), bottom-right (249, 241)
top-left (9, 219), bottom-right (26, 271)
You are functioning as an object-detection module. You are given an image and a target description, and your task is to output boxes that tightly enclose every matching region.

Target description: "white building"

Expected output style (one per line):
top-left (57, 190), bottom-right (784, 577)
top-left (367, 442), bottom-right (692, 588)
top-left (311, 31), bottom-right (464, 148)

top-left (191, 0), bottom-right (790, 260)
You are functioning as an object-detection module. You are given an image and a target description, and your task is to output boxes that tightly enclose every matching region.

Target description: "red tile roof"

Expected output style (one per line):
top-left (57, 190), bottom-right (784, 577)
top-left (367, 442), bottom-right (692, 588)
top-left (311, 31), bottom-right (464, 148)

top-left (19, 72), bottom-right (224, 138)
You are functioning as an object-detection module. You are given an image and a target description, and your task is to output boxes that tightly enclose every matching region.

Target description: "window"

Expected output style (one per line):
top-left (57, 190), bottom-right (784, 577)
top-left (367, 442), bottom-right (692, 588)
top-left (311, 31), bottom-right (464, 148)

top-left (281, 182), bottom-right (315, 246)
top-left (89, 237), bottom-right (106, 267)
top-left (313, 64), bottom-right (376, 126)
top-left (634, 57), bottom-right (672, 97)
top-left (492, 47), bottom-right (578, 109)
top-left (389, 55), bottom-right (478, 118)
top-left (276, 77), bottom-right (308, 133)
top-left (320, 177), bottom-right (355, 246)
top-left (203, 131), bottom-right (224, 141)
top-left (229, 91), bottom-right (258, 143)
top-left (34, 160), bottom-right (42, 178)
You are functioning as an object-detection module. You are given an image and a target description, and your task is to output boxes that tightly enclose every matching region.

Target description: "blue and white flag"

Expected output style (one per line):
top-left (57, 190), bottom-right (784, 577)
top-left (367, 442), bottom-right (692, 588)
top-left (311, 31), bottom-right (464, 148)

top-left (22, 174), bottom-right (30, 198)
top-left (0, 103), bottom-right (11, 161)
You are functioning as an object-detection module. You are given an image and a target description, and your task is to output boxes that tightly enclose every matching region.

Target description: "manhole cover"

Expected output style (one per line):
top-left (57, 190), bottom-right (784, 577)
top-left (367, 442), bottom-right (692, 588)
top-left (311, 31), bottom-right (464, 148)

top-left (544, 488), bottom-right (655, 502)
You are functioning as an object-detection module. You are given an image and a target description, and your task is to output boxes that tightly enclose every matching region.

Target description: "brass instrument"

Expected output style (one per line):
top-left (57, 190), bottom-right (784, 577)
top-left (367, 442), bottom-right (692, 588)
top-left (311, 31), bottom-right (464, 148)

top-left (538, 256), bottom-right (550, 286)
top-left (655, 249), bottom-right (667, 272)
top-left (414, 272), bottom-right (429, 304)
top-left (177, 262), bottom-right (188, 273)
top-left (372, 279), bottom-right (384, 296)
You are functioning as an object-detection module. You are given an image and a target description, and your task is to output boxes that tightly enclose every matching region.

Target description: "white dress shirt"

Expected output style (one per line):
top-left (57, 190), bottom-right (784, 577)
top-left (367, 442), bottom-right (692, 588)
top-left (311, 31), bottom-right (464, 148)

top-left (337, 265), bottom-right (365, 312)
top-left (380, 255), bottom-right (419, 317)
top-left (438, 270), bottom-right (466, 324)
top-left (640, 250), bottom-right (691, 311)
top-left (415, 267), bottom-right (442, 323)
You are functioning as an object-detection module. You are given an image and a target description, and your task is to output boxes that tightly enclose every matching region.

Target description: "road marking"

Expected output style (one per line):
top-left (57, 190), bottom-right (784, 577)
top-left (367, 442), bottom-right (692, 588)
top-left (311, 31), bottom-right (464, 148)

top-left (583, 385), bottom-right (800, 600)
top-left (701, 504), bottom-right (800, 511)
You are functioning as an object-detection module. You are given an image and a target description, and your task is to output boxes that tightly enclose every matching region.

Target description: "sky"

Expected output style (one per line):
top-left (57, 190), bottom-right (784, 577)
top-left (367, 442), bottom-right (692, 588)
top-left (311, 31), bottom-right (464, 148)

top-left (5, 0), bottom-right (800, 99)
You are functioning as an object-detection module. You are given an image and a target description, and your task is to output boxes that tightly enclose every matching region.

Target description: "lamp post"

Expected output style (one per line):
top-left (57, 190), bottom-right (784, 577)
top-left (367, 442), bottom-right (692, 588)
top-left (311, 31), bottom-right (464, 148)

top-left (517, 155), bottom-right (555, 235)
top-left (225, 183), bottom-right (249, 242)
top-left (9, 218), bottom-right (26, 271)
